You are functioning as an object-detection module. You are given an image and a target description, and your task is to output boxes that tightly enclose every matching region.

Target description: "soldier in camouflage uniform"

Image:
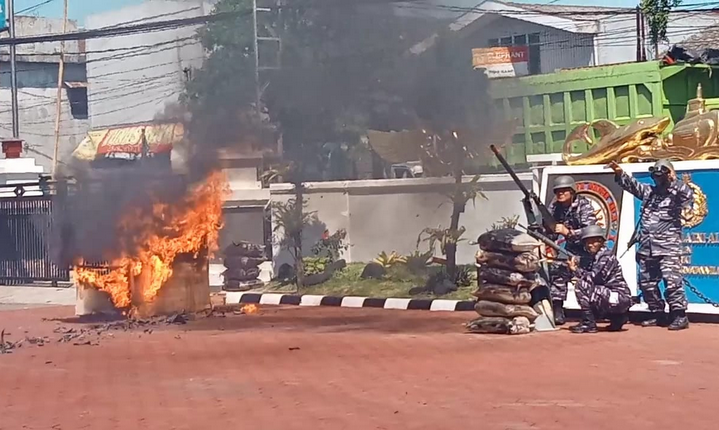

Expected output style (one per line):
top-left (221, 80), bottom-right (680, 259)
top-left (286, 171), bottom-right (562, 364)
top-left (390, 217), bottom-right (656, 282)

top-left (609, 159), bottom-right (693, 331)
top-left (545, 175), bottom-right (598, 325)
top-left (567, 225), bottom-right (632, 334)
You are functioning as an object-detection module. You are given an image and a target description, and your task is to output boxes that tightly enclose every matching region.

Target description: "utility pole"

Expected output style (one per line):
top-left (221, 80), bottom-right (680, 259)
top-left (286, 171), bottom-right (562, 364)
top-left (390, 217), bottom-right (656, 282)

top-left (252, 0), bottom-right (281, 117)
top-left (8, 0), bottom-right (18, 138)
top-left (52, 0), bottom-right (69, 177)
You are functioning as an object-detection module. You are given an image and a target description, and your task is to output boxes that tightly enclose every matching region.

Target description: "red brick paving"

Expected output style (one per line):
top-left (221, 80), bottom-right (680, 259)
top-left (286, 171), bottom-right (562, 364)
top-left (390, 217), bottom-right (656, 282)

top-left (1, 305), bottom-right (719, 430)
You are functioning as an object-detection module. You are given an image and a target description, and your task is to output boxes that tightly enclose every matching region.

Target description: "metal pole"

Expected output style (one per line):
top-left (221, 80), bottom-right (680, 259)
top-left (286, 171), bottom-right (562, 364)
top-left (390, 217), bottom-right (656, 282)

top-left (52, 0), bottom-right (69, 177)
top-left (635, 6), bottom-right (641, 62)
top-left (252, 0), bottom-right (261, 117)
top-left (8, 0), bottom-right (19, 137)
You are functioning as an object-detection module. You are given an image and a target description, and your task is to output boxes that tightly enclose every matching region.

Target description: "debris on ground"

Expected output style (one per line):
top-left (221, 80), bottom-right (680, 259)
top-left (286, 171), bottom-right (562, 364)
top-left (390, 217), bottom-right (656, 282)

top-left (3, 307), bottom-right (258, 357)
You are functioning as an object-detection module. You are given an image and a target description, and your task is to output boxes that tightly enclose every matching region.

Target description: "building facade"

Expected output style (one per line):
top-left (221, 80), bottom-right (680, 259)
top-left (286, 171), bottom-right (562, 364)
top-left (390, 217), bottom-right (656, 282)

top-left (408, 1), bottom-right (719, 75)
top-left (85, 0), bottom-right (213, 129)
top-left (0, 16), bottom-right (89, 172)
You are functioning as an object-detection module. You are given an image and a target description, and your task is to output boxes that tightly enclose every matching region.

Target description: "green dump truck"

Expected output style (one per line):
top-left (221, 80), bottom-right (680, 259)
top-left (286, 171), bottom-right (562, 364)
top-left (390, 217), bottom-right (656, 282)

top-left (489, 60), bottom-right (719, 165)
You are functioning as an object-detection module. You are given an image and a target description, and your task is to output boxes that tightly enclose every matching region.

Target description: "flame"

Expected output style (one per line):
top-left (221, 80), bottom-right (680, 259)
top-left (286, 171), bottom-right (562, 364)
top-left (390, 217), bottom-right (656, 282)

top-left (73, 171), bottom-right (230, 310)
top-left (241, 304), bottom-right (259, 314)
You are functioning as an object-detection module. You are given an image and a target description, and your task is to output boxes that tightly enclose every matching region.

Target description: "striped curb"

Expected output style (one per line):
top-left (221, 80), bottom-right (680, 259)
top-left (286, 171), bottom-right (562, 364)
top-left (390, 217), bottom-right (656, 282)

top-left (223, 292), bottom-right (477, 311)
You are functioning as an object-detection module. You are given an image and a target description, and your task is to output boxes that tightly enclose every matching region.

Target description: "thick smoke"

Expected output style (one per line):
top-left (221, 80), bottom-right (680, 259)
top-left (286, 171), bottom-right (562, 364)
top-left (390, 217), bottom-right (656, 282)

top-left (51, 101), bottom-right (227, 267)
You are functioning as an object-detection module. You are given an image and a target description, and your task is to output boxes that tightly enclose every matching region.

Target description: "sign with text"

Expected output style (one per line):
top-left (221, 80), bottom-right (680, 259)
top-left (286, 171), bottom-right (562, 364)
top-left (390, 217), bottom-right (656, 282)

top-left (633, 170), bottom-right (719, 304)
top-left (471, 46), bottom-right (529, 78)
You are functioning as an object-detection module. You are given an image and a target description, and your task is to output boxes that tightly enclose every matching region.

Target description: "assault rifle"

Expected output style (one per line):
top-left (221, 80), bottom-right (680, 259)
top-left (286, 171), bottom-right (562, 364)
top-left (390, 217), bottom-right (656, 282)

top-left (518, 224), bottom-right (577, 260)
top-left (490, 145), bottom-right (557, 232)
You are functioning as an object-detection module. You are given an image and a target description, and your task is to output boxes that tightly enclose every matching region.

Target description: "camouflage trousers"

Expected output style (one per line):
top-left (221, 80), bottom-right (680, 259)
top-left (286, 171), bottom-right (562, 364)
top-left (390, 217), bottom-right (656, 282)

top-left (636, 254), bottom-right (688, 312)
top-left (549, 261), bottom-right (571, 302)
top-left (575, 278), bottom-right (632, 317)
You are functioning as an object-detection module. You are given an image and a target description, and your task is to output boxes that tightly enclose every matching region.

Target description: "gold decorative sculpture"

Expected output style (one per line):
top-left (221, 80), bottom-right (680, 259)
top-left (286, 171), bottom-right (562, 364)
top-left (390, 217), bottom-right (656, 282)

top-left (562, 84), bottom-right (719, 165)
top-left (681, 173), bottom-right (709, 228)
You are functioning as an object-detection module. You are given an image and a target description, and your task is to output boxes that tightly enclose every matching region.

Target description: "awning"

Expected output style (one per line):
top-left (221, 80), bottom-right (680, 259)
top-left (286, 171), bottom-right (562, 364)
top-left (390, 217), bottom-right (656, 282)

top-left (72, 122), bottom-right (184, 161)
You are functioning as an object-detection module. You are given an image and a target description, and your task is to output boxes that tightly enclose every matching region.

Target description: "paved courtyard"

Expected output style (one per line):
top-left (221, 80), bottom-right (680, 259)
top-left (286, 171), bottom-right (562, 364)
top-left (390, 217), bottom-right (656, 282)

top-left (1, 305), bottom-right (718, 430)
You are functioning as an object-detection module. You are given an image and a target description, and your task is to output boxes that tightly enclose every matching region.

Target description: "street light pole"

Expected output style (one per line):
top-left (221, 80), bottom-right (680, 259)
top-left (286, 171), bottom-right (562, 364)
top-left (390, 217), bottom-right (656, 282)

top-left (8, 0), bottom-right (19, 138)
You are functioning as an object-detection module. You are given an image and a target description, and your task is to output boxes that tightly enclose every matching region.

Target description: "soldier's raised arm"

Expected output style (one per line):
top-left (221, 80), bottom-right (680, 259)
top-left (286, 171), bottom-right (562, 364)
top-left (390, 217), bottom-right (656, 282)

top-left (608, 161), bottom-right (651, 200)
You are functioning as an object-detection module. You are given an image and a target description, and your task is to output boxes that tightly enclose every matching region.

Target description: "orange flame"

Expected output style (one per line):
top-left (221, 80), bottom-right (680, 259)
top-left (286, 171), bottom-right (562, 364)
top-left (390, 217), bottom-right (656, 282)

top-left (73, 171), bottom-right (230, 310)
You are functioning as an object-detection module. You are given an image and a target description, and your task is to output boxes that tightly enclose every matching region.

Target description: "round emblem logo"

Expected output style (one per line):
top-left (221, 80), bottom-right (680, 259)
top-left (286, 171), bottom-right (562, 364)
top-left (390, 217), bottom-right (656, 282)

top-left (575, 180), bottom-right (620, 250)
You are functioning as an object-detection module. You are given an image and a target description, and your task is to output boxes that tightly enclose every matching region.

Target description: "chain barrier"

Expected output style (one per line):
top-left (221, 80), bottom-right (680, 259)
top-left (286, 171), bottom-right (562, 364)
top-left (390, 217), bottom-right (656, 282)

top-left (683, 279), bottom-right (719, 308)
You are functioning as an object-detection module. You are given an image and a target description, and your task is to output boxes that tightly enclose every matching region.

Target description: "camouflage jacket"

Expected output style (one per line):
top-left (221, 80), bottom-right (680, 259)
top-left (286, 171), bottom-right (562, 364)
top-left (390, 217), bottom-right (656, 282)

top-left (571, 247), bottom-right (630, 295)
top-left (546, 195), bottom-right (597, 253)
top-left (616, 172), bottom-right (693, 257)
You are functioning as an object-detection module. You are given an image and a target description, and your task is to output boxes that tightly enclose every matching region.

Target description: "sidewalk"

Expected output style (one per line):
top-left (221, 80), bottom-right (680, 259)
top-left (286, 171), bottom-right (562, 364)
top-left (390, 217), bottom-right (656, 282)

top-left (0, 285), bottom-right (76, 307)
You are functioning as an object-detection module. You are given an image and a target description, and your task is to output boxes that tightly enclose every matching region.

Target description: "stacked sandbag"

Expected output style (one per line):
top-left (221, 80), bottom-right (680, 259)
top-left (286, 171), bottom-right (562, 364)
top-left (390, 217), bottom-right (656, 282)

top-left (222, 241), bottom-right (267, 292)
top-left (467, 228), bottom-right (541, 335)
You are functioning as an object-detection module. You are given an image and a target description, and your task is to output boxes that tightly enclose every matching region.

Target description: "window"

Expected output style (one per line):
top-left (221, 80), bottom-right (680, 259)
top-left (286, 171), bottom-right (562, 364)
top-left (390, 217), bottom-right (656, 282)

top-left (528, 32), bottom-right (541, 75)
top-left (488, 38), bottom-right (499, 47)
top-left (67, 87), bottom-right (88, 119)
top-left (500, 36), bottom-right (513, 47)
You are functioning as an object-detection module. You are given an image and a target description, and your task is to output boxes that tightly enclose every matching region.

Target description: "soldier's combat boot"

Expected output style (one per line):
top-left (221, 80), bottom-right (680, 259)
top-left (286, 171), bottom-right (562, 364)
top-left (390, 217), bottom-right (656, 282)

top-left (668, 310), bottom-right (689, 331)
top-left (553, 301), bottom-right (566, 326)
top-left (570, 310), bottom-right (598, 334)
top-left (607, 313), bottom-right (627, 332)
top-left (641, 312), bottom-right (668, 327)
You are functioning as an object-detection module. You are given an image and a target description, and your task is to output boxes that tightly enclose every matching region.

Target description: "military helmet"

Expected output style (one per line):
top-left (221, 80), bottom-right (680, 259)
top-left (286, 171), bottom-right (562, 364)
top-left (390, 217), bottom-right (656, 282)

top-left (552, 175), bottom-right (576, 192)
top-left (649, 159), bottom-right (674, 176)
top-left (581, 225), bottom-right (606, 240)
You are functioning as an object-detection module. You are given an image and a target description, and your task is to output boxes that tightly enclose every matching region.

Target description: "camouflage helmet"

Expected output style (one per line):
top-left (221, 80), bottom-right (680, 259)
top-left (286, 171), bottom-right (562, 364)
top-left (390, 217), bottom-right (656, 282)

top-left (581, 225), bottom-right (606, 240)
top-left (649, 159), bottom-right (674, 176)
top-left (552, 175), bottom-right (576, 192)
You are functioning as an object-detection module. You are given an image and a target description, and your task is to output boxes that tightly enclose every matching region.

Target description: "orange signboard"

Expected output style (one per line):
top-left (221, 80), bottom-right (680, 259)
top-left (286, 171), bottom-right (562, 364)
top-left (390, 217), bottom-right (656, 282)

top-left (471, 46), bottom-right (529, 78)
top-left (95, 123), bottom-right (183, 155)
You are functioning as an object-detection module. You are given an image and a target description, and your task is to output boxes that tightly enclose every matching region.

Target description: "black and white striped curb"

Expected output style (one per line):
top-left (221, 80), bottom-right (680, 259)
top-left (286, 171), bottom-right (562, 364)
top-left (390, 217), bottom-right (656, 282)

top-left (224, 292), bottom-right (476, 311)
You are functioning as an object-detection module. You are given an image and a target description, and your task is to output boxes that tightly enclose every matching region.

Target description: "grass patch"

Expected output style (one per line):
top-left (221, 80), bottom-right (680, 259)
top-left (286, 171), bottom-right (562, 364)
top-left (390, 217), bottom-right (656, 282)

top-left (259, 263), bottom-right (476, 300)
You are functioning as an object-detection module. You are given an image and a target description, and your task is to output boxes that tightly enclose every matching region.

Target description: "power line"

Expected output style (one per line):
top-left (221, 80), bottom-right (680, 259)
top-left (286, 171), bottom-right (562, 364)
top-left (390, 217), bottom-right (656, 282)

top-left (17, 0), bottom-right (57, 15)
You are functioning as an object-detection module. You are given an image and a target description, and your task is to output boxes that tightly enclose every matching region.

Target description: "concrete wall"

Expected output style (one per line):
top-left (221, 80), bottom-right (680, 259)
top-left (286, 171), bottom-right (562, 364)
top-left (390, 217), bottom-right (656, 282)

top-left (0, 16), bottom-right (85, 63)
top-left (268, 174), bottom-right (531, 270)
top-left (85, 0), bottom-right (213, 128)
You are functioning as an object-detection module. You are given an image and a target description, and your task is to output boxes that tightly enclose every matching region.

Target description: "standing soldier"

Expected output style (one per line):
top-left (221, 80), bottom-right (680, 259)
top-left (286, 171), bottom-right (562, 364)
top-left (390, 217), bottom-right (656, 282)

top-left (608, 160), bottom-right (693, 330)
top-left (546, 175), bottom-right (598, 325)
top-left (567, 225), bottom-right (632, 333)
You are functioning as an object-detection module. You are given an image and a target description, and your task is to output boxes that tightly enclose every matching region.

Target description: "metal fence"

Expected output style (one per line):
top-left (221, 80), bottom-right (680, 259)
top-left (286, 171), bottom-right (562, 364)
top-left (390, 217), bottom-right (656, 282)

top-left (0, 180), bottom-right (70, 285)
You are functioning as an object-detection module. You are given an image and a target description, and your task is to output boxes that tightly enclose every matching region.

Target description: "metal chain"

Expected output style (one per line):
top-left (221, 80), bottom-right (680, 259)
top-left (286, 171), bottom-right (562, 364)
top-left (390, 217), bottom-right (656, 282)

top-left (684, 279), bottom-right (719, 308)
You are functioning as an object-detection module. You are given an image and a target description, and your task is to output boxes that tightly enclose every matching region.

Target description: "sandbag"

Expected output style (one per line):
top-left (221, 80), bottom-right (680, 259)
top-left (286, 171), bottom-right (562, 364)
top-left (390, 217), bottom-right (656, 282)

top-left (466, 316), bottom-right (532, 335)
top-left (477, 266), bottom-right (538, 289)
top-left (473, 283), bottom-right (532, 305)
top-left (510, 316), bottom-right (532, 335)
top-left (477, 228), bottom-right (540, 253)
top-left (224, 241), bottom-right (265, 258)
top-left (475, 249), bottom-right (540, 273)
top-left (224, 256), bottom-right (265, 270)
top-left (475, 300), bottom-right (539, 322)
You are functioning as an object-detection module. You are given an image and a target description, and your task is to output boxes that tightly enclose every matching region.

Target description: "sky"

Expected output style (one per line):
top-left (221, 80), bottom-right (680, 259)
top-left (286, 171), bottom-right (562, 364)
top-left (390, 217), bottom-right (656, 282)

top-left (13, 0), bottom-right (719, 25)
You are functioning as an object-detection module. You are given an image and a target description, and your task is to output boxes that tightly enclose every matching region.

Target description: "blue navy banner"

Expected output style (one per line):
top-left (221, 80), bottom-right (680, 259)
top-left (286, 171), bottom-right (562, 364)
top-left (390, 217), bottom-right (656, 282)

top-left (633, 170), bottom-right (719, 305)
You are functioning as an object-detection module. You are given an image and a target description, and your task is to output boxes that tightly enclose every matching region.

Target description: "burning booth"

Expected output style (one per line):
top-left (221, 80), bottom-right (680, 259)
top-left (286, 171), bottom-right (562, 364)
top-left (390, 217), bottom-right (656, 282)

top-left (66, 122), bottom-right (228, 317)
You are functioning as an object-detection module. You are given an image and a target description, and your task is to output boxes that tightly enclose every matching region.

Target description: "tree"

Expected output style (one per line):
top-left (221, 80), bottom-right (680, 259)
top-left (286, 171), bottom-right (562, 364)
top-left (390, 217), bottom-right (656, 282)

top-left (641, 0), bottom-right (682, 55)
top-left (415, 38), bottom-right (506, 281)
top-left (185, 0), bottom-right (416, 287)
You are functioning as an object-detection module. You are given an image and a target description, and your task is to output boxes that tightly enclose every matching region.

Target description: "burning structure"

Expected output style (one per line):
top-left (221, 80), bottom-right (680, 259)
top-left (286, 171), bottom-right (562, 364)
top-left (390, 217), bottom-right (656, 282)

top-left (62, 167), bottom-right (229, 317)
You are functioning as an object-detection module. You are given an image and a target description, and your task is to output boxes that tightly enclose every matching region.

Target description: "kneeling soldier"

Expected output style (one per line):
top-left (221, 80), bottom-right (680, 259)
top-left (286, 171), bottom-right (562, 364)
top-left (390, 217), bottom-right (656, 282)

top-left (567, 225), bottom-right (632, 334)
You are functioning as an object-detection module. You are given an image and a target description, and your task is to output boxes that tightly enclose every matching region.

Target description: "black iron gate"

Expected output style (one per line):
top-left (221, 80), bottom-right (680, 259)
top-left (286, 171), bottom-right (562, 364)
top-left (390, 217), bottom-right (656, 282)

top-left (0, 181), bottom-right (70, 285)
